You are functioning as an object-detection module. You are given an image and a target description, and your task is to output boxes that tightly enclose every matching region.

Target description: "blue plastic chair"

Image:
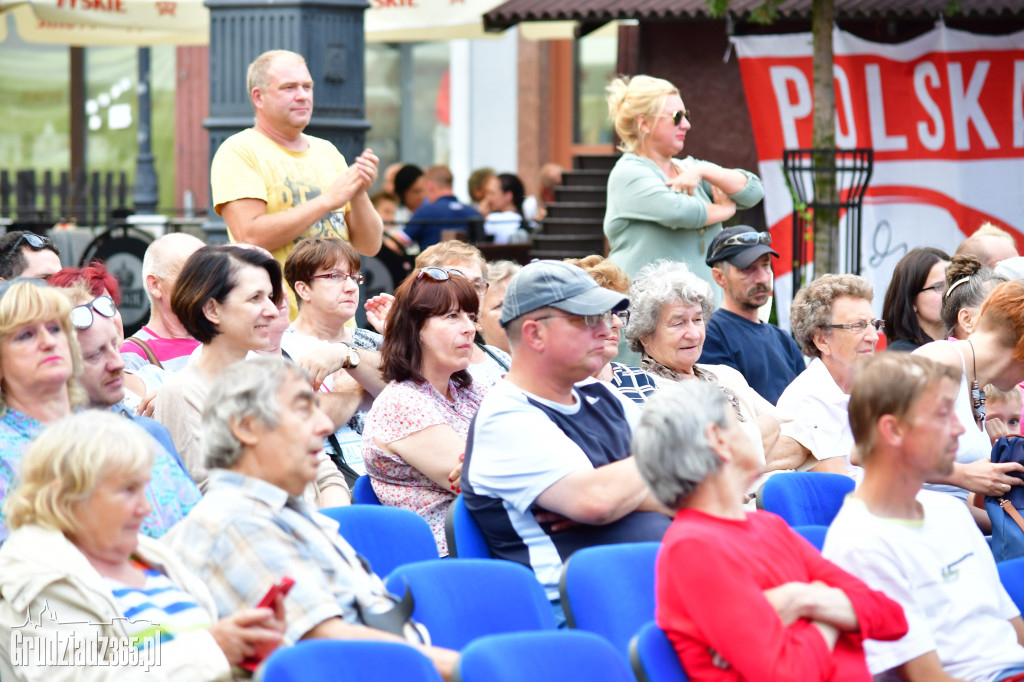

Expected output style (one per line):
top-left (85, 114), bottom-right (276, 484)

top-left (457, 631), bottom-right (635, 682)
top-left (353, 475), bottom-right (382, 505)
top-left (386, 559), bottom-right (556, 650)
top-left (791, 525), bottom-right (829, 551)
top-left (998, 557), bottom-right (1024, 613)
top-left (756, 472), bottom-right (855, 526)
top-left (559, 542), bottom-right (659, 661)
top-left (629, 622), bottom-right (689, 682)
top-left (444, 495), bottom-right (491, 558)
top-left (319, 505), bottom-right (439, 578)
top-left (262, 639), bottom-right (442, 682)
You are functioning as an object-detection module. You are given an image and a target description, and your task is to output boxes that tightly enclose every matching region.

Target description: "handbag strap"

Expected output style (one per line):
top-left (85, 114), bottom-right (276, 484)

top-left (999, 498), bottom-right (1024, 534)
top-left (127, 336), bottom-right (164, 370)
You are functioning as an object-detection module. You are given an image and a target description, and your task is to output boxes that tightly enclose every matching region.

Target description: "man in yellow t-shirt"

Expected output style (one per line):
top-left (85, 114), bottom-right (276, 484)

top-left (211, 49), bottom-right (383, 318)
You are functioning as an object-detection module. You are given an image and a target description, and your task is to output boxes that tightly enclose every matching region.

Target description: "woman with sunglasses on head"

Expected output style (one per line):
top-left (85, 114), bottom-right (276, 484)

top-left (603, 75), bottom-right (763, 292)
top-left (415, 241), bottom-right (511, 388)
top-left (362, 267), bottom-right (487, 556)
top-left (152, 245), bottom-right (283, 488)
top-left (881, 247), bottom-right (949, 352)
top-left (282, 238), bottom-right (386, 478)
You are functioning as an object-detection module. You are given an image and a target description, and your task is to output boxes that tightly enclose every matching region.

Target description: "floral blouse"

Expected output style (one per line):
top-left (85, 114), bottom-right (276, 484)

top-left (361, 379), bottom-right (487, 556)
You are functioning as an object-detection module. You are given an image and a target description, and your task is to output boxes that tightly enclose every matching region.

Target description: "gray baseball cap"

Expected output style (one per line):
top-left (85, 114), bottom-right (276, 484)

top-left (500, 260), bottom-right (629, 327)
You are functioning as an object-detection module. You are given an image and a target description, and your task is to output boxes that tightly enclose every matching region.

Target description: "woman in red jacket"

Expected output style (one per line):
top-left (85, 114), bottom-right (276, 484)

top-left (631, 380), bottom-right (908, 682)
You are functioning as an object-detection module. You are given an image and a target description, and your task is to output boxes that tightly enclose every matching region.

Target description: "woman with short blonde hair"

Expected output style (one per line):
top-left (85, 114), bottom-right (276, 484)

top-left (0, 411), bottom-right (285, 681)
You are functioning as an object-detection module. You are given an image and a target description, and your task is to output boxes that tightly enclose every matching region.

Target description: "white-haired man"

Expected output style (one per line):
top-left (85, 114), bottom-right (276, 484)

top-left (165, 356), bottom-right (457, 679)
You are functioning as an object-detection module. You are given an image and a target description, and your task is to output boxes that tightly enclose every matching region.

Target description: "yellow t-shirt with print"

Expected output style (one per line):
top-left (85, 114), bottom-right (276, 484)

top-left (211, 128), bottom-right (352, 319)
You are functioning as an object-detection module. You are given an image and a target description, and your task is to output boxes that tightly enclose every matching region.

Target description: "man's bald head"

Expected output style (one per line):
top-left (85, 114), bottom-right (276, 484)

top-left (142, 233), bottom-right (205, 306)
top-left (956, 224), bottom-right (1019, 268)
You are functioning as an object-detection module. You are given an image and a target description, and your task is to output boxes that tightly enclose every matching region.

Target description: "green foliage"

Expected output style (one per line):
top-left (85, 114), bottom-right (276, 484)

top-left (704, 0), bottom-right (784, 25)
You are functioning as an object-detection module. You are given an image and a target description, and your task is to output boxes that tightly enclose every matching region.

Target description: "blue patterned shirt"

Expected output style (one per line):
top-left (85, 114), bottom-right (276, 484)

top-left (609, 362), bottom-right (660, 405)
top-left (0, 407), bottom-right (200, 543)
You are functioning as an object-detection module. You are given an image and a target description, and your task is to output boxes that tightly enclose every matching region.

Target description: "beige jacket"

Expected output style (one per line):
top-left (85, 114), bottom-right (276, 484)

top-left (0, 525), bottom-right (233, 681)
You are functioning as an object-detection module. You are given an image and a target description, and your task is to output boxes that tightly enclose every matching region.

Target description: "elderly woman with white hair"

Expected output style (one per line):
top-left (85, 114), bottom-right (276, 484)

top-left (0, 411), bottom-right (285, 681)
top-left (603, 75), bottom-right (763, 285)
top-left (633, 381), bottom-right (907, 680)
top-left (624, 260), bottom-right (783, 474)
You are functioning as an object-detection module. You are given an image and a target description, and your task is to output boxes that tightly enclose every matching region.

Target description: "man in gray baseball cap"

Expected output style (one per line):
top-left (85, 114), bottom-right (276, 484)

top-left (464, 260), bottom-right (670, 625)
top-left (499, 259), bottom-right (629, 328)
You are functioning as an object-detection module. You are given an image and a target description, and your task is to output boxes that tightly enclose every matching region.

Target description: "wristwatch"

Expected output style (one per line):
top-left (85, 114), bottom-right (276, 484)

top-left (340, 342), bottom-right (361, 369)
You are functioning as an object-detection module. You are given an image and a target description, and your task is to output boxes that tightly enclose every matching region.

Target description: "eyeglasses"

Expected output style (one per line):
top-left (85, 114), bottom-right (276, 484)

top-left (309, 271), bottom-right (365, 285)
top-left (534, 309), bottom-right (627, 329)
top-left (0, 233), bottom-right (55, 274)
top-left (919, 282), bottom-right (944, 294)
top-left (708, 231), bottom-right (771, 263)
top-left (828, 319), bottom-right (885, 334)
top-left (660, 110), bottom-right (690, 127)
top-left (71, 295), bottom-right (117, 330)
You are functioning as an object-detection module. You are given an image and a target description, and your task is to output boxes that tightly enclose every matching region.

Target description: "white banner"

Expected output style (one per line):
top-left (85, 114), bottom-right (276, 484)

top-left (732, 25), bottom-right (1024, 327)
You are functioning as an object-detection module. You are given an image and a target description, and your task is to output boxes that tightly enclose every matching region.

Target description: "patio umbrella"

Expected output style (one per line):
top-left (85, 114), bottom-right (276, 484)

top-left (1, 0), bottom-right (505, 44)
top-left (1, 0), bottom-right (205, 45)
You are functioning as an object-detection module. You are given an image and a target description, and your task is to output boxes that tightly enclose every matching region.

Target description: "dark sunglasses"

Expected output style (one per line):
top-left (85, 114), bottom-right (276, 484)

top-left (0, 233), bottom-right (55, 273)
top-left (71, 295), bottom-right (117, 330)
top-left (417, 266), bottom-right (467, 283)
top-left (665, 110), bottom-right (690, 126)
top-left (709, 231), bottom-right (771, 262)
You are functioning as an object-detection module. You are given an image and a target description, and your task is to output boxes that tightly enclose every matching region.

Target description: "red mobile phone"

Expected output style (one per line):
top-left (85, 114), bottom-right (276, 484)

top-left (256, 576), bottom-right (295, 608)
top-left (238, 577), bottom-right (295, 672)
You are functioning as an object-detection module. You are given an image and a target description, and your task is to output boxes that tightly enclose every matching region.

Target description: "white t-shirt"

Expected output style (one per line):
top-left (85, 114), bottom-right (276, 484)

top-left (824, 491), bottom-right (1024, 682)
top-left (777, 357), bottom-right (862, 478)
top-left (483, 211), bottom-right (525, 245)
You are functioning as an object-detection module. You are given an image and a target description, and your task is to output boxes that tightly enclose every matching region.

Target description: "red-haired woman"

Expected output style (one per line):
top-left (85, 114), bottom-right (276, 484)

top-left (49, 260), bottom-right (125, 339)
top-left (361, 267), bottom-right (487, 556)
top-left (914, 280), bottom-right (1024, 531)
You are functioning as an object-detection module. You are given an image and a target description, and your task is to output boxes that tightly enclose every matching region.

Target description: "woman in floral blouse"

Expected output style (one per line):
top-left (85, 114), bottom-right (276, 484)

top-left (362, 267), bottom-right (487, 556)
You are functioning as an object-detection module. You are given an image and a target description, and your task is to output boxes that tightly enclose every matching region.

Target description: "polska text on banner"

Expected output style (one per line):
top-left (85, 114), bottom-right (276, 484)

top-left (731, 25), bottom-right (1024, 328)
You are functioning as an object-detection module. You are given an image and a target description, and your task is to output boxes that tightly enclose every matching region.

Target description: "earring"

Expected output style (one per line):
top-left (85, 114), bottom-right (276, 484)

top-left (913, 305), bottom-right (918, 312)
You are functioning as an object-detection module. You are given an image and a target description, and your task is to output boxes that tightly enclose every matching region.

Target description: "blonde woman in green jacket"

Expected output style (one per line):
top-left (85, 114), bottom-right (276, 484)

top-left (603, 75), bottom-right (764, 293)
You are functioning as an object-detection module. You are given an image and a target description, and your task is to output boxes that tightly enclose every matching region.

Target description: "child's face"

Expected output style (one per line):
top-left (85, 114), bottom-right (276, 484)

top-left (374, 200), bottom-right (397, 225)
top-left (988, 396), bottom-right (1023, 435)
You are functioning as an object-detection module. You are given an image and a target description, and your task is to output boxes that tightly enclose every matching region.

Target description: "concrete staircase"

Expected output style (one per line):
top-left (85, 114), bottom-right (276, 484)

top-left (529, 153), bottom-right (618, 261)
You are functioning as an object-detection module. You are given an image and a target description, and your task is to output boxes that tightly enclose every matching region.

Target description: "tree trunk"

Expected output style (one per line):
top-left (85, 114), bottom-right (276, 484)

top-left (811, 0), bottom-right (839, 275)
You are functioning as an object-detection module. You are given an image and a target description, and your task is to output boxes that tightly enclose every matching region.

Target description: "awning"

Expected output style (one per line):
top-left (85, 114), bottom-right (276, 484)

top-left (483, 0), bottom-right (1024, 32)
top-left (0, 0), bottom-right (507, 45)
top-left (3, 0), bottom-right (205, 45)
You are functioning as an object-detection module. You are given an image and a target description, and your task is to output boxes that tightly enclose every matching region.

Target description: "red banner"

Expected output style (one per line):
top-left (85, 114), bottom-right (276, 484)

top-left (733, 26), bottom-right (1024, 325)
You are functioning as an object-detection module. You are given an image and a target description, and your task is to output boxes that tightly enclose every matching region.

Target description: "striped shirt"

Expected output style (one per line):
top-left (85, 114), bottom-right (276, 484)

top-left (104, 560), bottom-right (212, 647)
